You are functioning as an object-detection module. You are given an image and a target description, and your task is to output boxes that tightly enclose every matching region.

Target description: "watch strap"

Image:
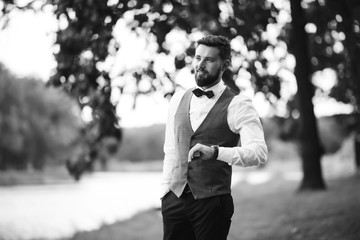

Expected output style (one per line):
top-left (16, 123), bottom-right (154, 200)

top-left (211, 145), bottom-right (219, 160)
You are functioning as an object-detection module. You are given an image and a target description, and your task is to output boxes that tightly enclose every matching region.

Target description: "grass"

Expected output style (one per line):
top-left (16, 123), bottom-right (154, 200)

top-left (63, 166), bottom-right (360, 240)
top-left (228, 175), bottom-right (360, 240)
top-left (3, 136), bottom-right (359, 240)
top-left (62, 135), bottom-right (359, 240)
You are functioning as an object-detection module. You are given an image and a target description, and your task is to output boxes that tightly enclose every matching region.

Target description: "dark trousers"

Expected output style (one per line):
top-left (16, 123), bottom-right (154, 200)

top-left (161, 190), bottom-right (234, 240)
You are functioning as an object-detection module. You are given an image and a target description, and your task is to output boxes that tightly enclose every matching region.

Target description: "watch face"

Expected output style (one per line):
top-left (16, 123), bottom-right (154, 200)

top-left (193, 151), bottom-right (201, 158)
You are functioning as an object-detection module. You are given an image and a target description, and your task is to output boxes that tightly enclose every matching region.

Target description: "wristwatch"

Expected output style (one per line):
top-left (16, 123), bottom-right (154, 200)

top-left (211, 145), bottom-right (219, 160)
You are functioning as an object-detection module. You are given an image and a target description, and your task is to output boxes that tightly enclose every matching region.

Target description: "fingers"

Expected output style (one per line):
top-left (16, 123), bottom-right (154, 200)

top-left (188, 144), bottom-right (214, 162)
top-left (188, 143), bottom-right (201, 162)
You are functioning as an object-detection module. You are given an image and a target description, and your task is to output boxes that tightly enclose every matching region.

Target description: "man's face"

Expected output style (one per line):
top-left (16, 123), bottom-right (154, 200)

top-left (193, 44), bottom-right (224, 88)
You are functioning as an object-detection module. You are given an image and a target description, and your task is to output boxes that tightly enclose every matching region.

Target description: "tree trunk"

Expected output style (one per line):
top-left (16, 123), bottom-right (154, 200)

top-left (341, 0), bottom-right (360, 170)
top-left (355, 120), bottom-right (360, 170)
top-left (290, 0), bottom-right (326, 190)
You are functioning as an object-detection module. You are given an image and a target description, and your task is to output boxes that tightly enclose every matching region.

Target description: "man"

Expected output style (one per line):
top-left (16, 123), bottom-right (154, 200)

top-left (161, 35), bottom-right (268, 240)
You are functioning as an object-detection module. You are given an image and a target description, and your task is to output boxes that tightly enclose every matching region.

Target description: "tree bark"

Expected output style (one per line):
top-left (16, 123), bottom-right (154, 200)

top-left (355, 119), bottom-right (360, 170)
top-left (341, 0), bottom-right (360, 170)
top-left (290, 0), bottom-right (326, 190)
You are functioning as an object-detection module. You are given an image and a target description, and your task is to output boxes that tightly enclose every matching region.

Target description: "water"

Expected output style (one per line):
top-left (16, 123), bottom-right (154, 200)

top-left (0, 172), bottom-right (163, 240)
top-left (0, 170), bottom-right (299, 240)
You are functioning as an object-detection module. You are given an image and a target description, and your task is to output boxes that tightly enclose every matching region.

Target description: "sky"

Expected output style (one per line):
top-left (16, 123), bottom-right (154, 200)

top-left (0, 7), bottom-right (354, 128)
top-left (0, 8), bottom-right (57, 80)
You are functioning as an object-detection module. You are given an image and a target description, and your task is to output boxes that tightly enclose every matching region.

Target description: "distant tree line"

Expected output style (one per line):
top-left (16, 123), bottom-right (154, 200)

top-left (0, 64), bottom-right (82, 170)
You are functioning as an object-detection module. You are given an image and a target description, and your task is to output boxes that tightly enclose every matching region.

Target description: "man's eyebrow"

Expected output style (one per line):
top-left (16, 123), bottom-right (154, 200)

top-left (194, 55), bottom-right (217, 60)
top-left (203, 56), bottom-right (217, 61)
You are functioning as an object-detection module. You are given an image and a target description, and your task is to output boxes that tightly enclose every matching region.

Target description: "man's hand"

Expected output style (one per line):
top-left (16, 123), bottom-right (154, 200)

top-left (188, 143), bottom-right (215, 162)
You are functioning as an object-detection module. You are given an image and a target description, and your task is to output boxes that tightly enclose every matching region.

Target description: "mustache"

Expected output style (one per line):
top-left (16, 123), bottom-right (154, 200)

top-left (195, 68), bottom-right (207, 73)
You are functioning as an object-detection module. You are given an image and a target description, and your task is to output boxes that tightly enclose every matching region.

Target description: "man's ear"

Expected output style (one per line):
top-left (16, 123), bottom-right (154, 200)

top-left (221, 60), bottom-right (230, 71)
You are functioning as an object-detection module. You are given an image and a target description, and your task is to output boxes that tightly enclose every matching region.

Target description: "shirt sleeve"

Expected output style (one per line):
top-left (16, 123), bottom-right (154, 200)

top-left (217, 95), bottom-right (268, 167)
top-left (161, 91), bottom-right (184, 197)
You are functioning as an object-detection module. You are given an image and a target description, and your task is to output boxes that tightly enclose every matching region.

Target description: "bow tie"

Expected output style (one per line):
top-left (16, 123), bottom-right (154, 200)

top-left (192, 88), bottom-right (214, 98)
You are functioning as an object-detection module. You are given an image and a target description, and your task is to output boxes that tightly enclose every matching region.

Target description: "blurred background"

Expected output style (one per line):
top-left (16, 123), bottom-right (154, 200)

top-left (0, 0), bottom-right (359, 240)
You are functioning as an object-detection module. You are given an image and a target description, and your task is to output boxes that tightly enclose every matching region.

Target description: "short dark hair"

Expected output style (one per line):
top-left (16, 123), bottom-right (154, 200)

top-left (196, 35), bottom-right (231, 61)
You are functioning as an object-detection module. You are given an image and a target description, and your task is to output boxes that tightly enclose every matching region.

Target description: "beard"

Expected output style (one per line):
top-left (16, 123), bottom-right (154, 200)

top-left (195, 67), bottom-right (221, 88)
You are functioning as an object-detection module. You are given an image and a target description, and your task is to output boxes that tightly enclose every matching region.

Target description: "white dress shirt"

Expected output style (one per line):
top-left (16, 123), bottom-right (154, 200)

top-left (161, 81), bottom-right (268, 196)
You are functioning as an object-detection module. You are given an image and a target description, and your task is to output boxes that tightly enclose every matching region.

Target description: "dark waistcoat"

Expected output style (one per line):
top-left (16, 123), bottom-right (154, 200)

top-left (169, 87), bottom-right (240, 199)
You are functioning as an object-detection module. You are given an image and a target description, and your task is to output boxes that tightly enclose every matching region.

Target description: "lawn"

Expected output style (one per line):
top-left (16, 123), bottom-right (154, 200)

top-left (65, 171), bottom-right (360, 240)
top-left (63, 135), bottom-right (360, 240)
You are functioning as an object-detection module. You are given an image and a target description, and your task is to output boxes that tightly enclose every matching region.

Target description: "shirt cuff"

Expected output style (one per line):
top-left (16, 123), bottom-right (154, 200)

top-left (218, 147), bottom-right (245, 166)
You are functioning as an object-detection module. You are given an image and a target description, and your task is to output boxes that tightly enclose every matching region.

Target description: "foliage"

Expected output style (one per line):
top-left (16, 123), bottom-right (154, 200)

top-left (0, 0), bottom-right (284, 137)
top-left (287, 0), bottom-right (360, 172)
top-left (127, 0), bottom-right (282, 99)
top-left (287, 0), bottom-right (360, 111)
top-left (1, 0), bottom-right (123, 145)
top-left (47, 0), bottom-right (123, 143)
top-left (1, 0), bottom-right (359, 122)
top-left (117, 124), bottom-right (165, 161)
top-left (318, 1), bottom-right (360, 110)
top-left (1, 0), bottom-right (359, 177)
top-left (0, 64), bottom-right (83, 170)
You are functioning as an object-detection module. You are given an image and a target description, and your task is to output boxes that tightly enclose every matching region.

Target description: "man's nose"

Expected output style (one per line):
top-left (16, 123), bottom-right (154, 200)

top-left (197, 59), bottom-right (205, 69)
